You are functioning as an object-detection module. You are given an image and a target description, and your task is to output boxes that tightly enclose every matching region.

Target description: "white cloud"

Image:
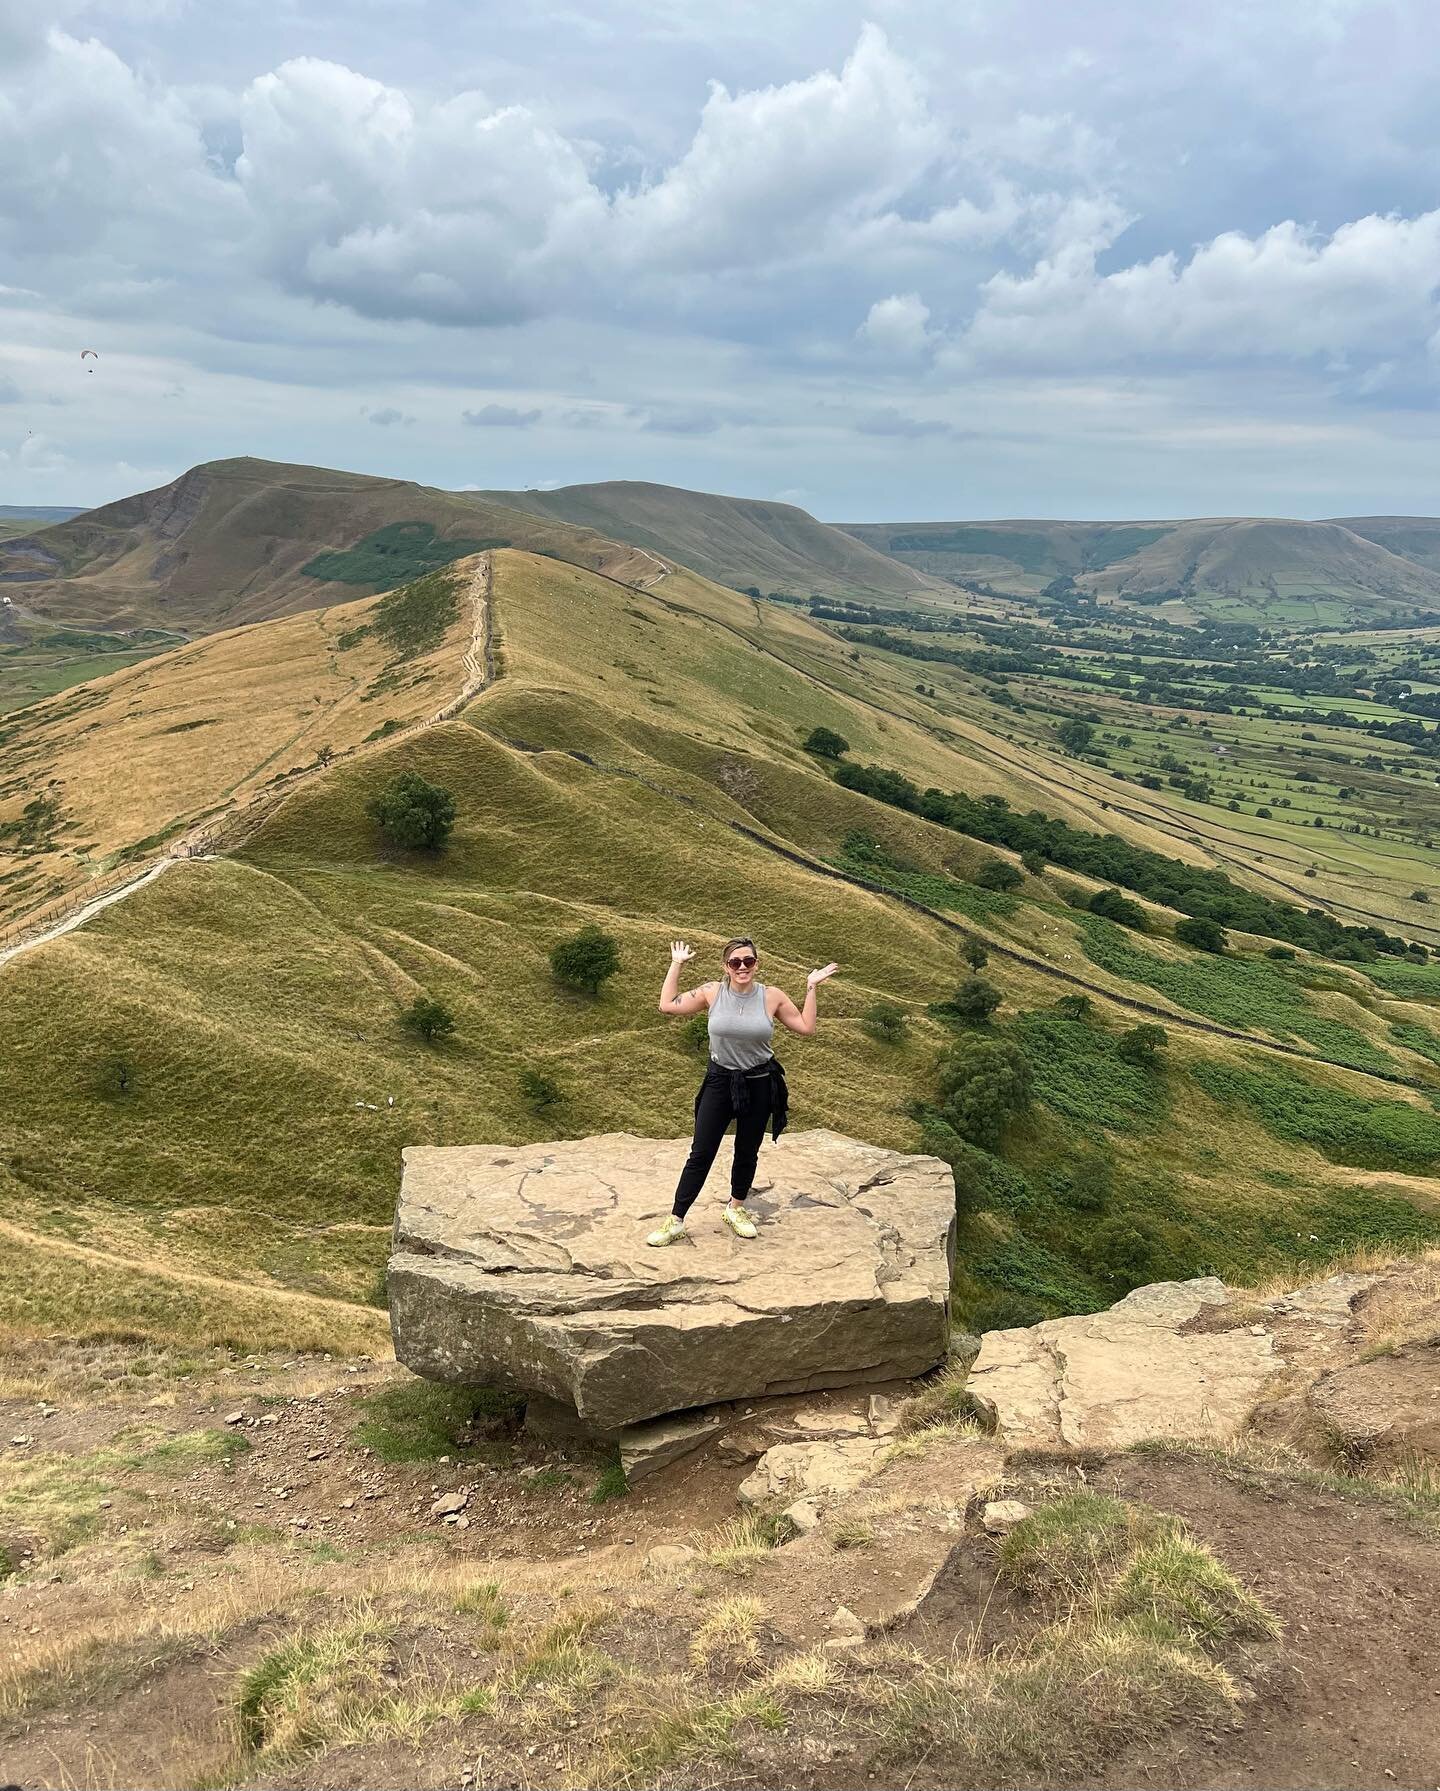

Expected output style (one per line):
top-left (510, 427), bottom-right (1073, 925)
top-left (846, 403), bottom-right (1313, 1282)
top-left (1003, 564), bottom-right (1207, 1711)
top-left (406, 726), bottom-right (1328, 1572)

top-left (366, 405), bottom-right (414, 426)
top-left (960, 208), bottom-right (1440, 371)
top-left (235, 58), bottom-right (603, 325)
top-left (857, 292), bottom-right (935, 358)
top-left (610, 25), bottom-right (941, 272)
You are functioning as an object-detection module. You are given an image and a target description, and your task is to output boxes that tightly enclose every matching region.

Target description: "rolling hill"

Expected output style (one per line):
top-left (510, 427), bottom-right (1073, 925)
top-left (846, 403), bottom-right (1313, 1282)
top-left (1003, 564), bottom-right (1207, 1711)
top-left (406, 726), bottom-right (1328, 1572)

top-left (471, 478), bottom-right (939, 601)
top-left (0, 457), bottom-right (660, 636)
top-left (845, 516), bottom-right (1440, 622)
top-left (4, 543), bottom-right (1440, 1365)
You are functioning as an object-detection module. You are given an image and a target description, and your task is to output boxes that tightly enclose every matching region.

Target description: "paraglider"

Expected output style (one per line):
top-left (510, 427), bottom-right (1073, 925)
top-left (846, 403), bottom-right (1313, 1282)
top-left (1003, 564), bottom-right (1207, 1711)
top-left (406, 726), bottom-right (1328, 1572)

top-left (81, 349), bottom-right (97, 372)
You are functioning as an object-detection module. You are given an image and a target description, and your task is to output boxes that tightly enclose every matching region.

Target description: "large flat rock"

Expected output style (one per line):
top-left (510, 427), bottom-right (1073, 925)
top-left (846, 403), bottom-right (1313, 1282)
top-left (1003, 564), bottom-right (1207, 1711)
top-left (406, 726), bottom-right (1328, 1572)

top-left (967, 1277), bottom-right (1281, 1451)
top-left (387, 1129), bottom-right (956, 1433)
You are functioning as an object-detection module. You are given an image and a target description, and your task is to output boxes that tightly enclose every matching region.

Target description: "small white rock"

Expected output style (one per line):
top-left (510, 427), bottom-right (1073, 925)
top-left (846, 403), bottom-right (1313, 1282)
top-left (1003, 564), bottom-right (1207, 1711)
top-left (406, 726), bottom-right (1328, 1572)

top-left (783, 1498), bottom-right (822, 1535)
top-left (981, 1498), bottom-right (1032, 1535)
top-left (827, 1604), bottom-right (865, 1638)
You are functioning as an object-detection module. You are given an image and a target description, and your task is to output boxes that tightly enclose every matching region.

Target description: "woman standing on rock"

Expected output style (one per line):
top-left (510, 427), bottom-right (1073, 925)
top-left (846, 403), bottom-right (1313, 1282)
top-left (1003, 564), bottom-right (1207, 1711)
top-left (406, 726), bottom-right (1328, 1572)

top-left (647, 936), bottom-right (838, 1246)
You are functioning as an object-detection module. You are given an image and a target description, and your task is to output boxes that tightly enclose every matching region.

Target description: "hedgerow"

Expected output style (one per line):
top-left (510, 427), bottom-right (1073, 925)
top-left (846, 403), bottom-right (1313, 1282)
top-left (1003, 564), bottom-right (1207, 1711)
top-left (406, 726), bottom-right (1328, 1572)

top-left (832, 758), bottom-right (1421, 961)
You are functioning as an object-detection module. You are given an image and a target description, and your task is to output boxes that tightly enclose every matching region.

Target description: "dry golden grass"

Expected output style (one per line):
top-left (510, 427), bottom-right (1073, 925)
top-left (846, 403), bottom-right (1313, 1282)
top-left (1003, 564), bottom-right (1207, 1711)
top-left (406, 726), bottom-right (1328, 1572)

top-left (0, 567), bottom-right (480, 928)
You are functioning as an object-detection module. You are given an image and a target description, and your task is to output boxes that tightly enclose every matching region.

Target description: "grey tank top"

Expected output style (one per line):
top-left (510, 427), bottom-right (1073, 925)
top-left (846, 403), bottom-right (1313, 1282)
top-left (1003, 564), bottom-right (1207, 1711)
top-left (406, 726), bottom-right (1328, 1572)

top-left (708, 979), bottom-right (774, 1071)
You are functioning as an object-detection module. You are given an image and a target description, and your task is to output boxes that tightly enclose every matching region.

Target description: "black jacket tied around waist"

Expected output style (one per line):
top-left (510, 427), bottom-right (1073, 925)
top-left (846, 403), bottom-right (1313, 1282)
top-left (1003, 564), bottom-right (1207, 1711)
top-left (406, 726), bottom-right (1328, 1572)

top-left (700, 1056), bottom-right (789, 1143)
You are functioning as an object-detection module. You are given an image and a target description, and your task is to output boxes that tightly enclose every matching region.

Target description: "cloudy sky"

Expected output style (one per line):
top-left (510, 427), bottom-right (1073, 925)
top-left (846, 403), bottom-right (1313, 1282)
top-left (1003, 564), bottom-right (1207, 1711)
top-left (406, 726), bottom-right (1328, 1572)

top-left (5, 0), bottom-right (1440, 518)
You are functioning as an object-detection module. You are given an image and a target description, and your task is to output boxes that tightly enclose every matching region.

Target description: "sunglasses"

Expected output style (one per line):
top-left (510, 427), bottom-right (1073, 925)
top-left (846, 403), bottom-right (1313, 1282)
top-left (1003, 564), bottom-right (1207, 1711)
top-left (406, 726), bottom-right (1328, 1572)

top-left (726, 954), bottom-right (757, 969)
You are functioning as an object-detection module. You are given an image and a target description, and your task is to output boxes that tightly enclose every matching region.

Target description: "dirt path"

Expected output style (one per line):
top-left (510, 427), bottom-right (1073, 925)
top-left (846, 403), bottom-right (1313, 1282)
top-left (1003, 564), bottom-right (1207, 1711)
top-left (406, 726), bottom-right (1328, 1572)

top-left (0, 555), bottom-right (495, 971)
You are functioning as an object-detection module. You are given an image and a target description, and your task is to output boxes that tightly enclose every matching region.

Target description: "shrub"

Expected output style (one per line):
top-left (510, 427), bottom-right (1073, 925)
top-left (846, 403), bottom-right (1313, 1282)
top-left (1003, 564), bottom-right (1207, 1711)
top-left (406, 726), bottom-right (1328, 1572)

top-left (1089, 887), bottom-right (1148, 930)
top-left (802, 725), bottom-right (850, 759)
top-left (861, 1001), bottom-right (908, 1045)
top-left (1265, 945), bottom-right (1296, 961)
top-left (962, 938), bottom-right (990, 970)
top-left (1116, 1023), bottom-right (1169, 1066)
top-left (680, 1011), bottom-right (711, 1055)
top-left (550, 925), bottom-right (621, 994)
top-left (974, 857), bottom-right (1023, 892)
top-left (942, 975), bottom-right (1004, 1023)
top-left (519, 1068), bottom-right (562, 1111)
top-left (1175, 916), bottom-right (1228, 953)
top-left (366, 771), bottom-right (456, 851)
top-left (1411, 889), bottom-right (1431, 904)
top-left (1255, 806), bottom-right (1272, 818)
top-left (1020, 849), bottom-right (1046, 876)
top-left (402, 996), bottom-right (454, 1042)
top-left (969, 1292), bottom-right (1049, 1332)
top-left (934, 1034), bottom-right (1032, 1147)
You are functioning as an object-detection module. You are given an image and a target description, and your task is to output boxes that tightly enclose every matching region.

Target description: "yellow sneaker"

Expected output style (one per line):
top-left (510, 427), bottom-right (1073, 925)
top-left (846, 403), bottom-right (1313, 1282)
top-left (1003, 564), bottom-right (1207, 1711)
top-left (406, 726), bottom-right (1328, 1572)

top-left (645, 1214), bottom-right (687, 1247)
top-left (722, 1204), bottom-right (758, 1240)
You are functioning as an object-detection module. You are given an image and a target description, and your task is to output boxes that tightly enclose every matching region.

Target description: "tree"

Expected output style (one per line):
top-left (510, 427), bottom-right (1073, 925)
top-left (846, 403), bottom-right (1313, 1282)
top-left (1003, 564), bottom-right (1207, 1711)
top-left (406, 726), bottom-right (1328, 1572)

top-left (1410, 889), bottom-right (1431, 904)
top-left (1089, 887), bottom-right (1148, 930)
top-left (802, 726), bottom-right (850, 759)
top-left (944, 975), bottom-right (1003, 1023)
top-left (550, 925), bottom-right (621, 994)
top-left (680, 1012), bottom-right (711, 1054)
top-left (1116, 1023), bottom-right (1169, 1066)
top-left (934, 1034), bottom-right (1032, 1148)
top-left (1175, 916), bottom-right (1228, 953)
top-left (860, 1000), bottom-right (908, 1044)
top-left (367, 771), bottom-right (456, 851)
top-left (1020, 849), bottom-right (1046, 876)
top-left (519, 1067), bottom-right (562, 1110)
top-left (962, 938), bottom-right (990, 971)
top-left (1054, 994), bottom-right (1093, 1020)
top-left (974, 857), bottom-right (1023, 892)
top-left (1056, 717), bottom-right (1096, 754)
top-left (403, 995), bottom-right (455, 1042)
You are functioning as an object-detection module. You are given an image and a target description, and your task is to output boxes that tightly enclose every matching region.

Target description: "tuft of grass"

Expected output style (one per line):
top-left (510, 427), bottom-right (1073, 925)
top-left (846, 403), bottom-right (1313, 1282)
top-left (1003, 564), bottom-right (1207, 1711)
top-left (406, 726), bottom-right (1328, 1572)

top-left (351, 1378), bottom-right (520, 1462)
top-left (1107, 1534), bottom-right (1281, 1646)
top-left (999, 1493), bottom-right (1175, 1605)
top-left (590, 1456), bottom-right (628, 1504)
top-left (831, 1517), bottom-right (874, 1551)
top-left (602, 1684), bottom-right (788, 1785)
top-left (454, 1578), bottom-right (508, 1640)
top-left (700, 1510), bottom-right (797, 1574)
top-left (235, 1611), bottom-right (394, 1761)
top-left (878, 1618), bottom-right (1238, 1779)
top-left (896, 1362), bottom-right (984, 1435)
top-left (689, 1595), bottom-right (765, 1672)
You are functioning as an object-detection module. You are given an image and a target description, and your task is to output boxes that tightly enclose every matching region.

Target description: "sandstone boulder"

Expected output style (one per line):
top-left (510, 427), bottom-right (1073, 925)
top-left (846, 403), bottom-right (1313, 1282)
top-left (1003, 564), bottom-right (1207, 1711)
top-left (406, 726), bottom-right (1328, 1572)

top-left (968, 1277), bottom-right (1280, 1451)
top-left (737, 1436), bottom-right (887, 1507)
top-left (388, 1129), bottom-right (955, 1434)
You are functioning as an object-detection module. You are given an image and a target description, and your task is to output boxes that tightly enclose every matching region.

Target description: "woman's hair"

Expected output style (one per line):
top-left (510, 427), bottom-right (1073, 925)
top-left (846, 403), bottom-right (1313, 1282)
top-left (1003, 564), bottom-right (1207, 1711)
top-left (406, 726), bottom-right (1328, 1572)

top-left (719, 935), bottom-right (757, 987)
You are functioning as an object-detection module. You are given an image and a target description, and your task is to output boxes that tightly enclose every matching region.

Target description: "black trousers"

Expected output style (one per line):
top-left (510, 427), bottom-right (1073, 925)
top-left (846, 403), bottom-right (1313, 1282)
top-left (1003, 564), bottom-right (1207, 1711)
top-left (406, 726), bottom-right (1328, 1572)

top-left (671, 1063), bottom-right (774, 1219)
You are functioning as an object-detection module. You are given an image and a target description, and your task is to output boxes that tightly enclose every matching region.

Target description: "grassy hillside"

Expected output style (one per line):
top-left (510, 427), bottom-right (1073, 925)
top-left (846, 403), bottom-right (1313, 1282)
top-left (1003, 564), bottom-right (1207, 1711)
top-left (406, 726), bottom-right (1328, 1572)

top-left (474, 479), bottom-right (938, 601)
top-left (846, 516), bottom-right (1440, 623)
top-left (0, 562), bottom-right (485, 931)
top-left (4, 547), bottom-right (1439, 1359)
top-left (0, 457), bottom-right (660, 637)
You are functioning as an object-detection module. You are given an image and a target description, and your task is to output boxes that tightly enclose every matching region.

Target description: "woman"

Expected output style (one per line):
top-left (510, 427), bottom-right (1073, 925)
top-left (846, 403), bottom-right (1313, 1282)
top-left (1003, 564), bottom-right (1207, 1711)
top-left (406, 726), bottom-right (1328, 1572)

top-left (648, 935), bottom-right (838, 1245)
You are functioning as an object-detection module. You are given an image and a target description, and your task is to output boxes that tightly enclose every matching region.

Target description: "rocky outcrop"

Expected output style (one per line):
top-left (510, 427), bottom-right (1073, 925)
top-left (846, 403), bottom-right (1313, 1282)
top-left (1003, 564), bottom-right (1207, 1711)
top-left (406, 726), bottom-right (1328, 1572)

top-left (967, 1277), bottom-right (1282, 1451)
top-left (388, 1129), bottom-right (956, 1434)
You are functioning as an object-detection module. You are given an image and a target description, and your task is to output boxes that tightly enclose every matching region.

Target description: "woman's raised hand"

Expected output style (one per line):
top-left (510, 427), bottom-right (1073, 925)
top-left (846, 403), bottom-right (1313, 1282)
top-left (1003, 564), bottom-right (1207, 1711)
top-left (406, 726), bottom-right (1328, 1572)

top-left (807, 962), bottom-right (839, 987)
top-left (670, 940), bottom-right (695, 964)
